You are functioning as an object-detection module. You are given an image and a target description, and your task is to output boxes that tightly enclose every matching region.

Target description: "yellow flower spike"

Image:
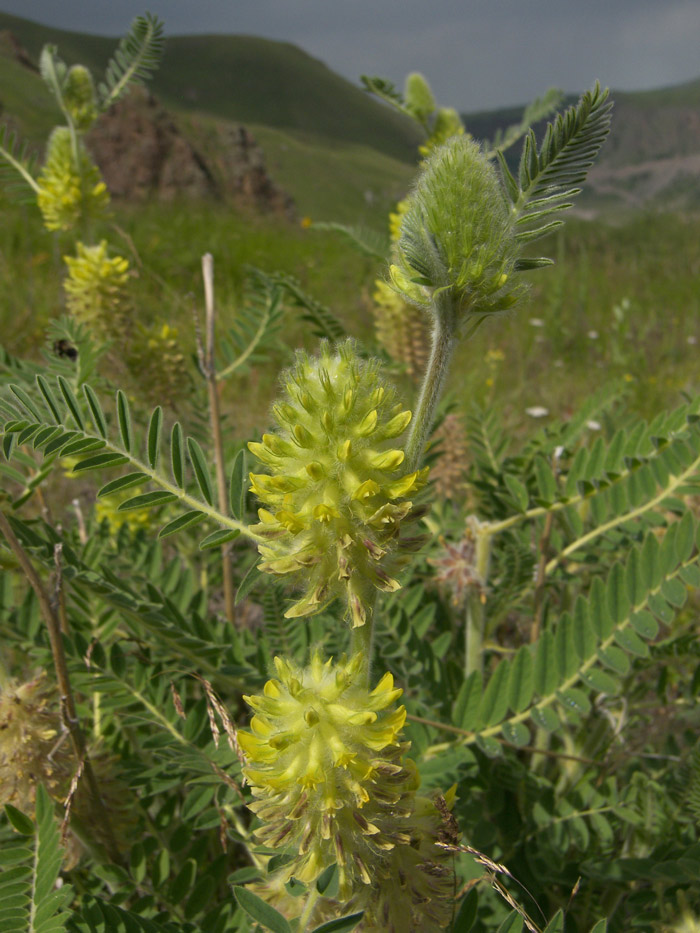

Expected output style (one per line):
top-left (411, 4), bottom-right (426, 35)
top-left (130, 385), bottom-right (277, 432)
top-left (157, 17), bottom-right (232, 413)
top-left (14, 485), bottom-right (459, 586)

top-left (247, 340), bottom-right (428, 625)
top-left (37, 128), bottom-right (109, 232)
top-left (241, 653), bottom-right (432, 901)
top-left (63, 240), bottom-right (130, 340)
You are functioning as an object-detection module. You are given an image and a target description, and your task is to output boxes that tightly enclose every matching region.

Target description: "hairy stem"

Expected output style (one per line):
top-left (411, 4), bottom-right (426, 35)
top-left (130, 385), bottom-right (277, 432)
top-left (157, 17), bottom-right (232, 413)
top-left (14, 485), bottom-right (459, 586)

top-left (201, 253), bottom-right (236, 626)
top-left (298, 886), bottom-right (321, 933)
top-left (350, 614), bottom-right (374, 684)
top-left (405, 294), bottom-right (458, 472)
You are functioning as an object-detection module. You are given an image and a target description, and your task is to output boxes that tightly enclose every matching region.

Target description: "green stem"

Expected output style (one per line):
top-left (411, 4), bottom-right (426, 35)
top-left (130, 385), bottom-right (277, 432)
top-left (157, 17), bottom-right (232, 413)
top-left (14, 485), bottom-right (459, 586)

top-left (464, 527), bottom-right (492, 676)
top-left (464, 593), bottom-right (484, 678)
top-left (298, 886), bottom-right (320, 933)
top-left (405, 294), bottom-right (458, 472)
top-left (350, 585), bottom-right (378, 687)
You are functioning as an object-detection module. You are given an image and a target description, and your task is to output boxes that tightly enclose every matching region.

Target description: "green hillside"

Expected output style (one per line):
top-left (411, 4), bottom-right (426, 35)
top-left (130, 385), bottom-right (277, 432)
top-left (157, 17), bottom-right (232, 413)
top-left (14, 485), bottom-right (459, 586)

top-left (0, 11), bottom-right (420, 162)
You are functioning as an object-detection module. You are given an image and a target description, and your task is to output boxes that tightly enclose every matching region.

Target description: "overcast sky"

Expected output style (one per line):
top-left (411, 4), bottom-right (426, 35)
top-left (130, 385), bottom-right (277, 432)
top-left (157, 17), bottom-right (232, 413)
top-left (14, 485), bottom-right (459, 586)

top-left (1, 0), bottom-right (699, 110)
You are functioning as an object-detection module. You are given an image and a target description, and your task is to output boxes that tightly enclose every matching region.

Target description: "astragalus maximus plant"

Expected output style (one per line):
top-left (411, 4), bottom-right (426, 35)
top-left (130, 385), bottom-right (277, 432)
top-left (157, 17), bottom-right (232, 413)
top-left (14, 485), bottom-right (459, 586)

top-left (6, 17), bottom-right (700, 933)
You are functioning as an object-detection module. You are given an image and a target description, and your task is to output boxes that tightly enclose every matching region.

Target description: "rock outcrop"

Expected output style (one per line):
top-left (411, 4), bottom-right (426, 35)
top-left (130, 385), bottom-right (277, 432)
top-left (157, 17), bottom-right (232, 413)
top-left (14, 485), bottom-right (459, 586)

top-left (85, 87), bottom-right (294, 216)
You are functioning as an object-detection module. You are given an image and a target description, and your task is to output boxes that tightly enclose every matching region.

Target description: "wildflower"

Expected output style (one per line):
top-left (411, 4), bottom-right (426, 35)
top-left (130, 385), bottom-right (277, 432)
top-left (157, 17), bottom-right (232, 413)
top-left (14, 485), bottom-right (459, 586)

top-left (0, 676), bottom-right (71, 812)
top-left (240, 653), bottom-right (456, 930)
top-left (372, 280), bottom-right (429, 379)
top-left (485, 348), bottom-right (505, 365)
top-left (429, 529), bottom-right (483, 605)
top-left (63, 240), bottom-right (130, 338)
top-left (429, 413), bottom-right (468, 500)
top-left (248, 340), bottom-right (428, 626)
top-left (37, 127), bottom-right (109, 231)
top-left (239, 653), bottom-right (415, 897)
top-left (525, 406), bottom-right (549, 418)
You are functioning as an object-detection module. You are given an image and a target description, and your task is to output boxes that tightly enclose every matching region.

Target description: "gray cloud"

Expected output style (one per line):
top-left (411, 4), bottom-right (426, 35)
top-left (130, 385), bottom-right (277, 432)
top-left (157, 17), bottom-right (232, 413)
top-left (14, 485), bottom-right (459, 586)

top-left (0, 0), bottom-right (698, 109)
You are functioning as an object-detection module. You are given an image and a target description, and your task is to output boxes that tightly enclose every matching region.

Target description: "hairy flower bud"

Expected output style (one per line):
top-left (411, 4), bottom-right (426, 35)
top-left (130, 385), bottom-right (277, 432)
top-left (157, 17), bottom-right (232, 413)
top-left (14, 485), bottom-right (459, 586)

top-left (239, 653), bottom-right (417, 898)
top-left (404, 72), bottom-right (436, 122)
top-left (64, 65), bottom-right (98, 132)
top-left (390, 136), bottom-right (522, 324)
top-left (248, 340), bottom-right (428, 625)
top-left (37, 127), bottom-right (109, 231)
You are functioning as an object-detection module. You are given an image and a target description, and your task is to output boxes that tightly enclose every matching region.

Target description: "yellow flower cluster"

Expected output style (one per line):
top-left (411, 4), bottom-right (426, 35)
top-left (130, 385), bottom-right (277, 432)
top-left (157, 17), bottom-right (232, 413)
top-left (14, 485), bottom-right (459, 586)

top-left (372, 280), bottom-right (429, 379)
top-left (240, 653), bottom-right (456, 930)
top-left (37, 127), bottom-right (109, 232)
top-left (63, 240), bottom-right (130, 338)
top-left (95, 487), bottom-right (154, 535)
top-left (248, 341), bottom-right (428, 626)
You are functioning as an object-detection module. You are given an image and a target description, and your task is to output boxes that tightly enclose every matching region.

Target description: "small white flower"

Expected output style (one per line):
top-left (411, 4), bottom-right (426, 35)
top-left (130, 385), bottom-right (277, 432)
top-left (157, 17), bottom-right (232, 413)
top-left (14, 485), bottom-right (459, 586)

top-left (687, 335), bottom-right (697, 345)
top-left (529, 318), bottom-right (544, 327)
top-left (586, 420), bottom-right (601, 431)
top-left (587, 330), bottom-right (599, 340)
top-left (525, 406), bottom-right (549, 418)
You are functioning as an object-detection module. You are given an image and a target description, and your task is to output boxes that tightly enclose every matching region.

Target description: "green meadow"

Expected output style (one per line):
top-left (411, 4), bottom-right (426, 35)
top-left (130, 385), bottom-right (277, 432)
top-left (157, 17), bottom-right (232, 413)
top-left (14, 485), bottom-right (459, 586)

top-left (2, 193), bottom-right (699, 440)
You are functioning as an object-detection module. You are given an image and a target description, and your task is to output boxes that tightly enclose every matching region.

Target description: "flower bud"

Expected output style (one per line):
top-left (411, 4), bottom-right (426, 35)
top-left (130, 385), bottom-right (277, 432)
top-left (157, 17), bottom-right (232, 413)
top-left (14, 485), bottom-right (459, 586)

top-left (248, 340), bottom-right (428, 625)
top-left (391, 136), bottom-right (523, 325)
top-left (64, 65), bottom-right (98, 132)
top-left (404, 72), bottom-right (436, 121)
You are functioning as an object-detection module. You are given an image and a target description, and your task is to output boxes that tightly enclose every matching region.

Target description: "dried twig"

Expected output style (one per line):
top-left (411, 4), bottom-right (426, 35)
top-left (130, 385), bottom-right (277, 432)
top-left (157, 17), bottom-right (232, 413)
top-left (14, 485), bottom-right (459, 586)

top-left (201, 253), bottom-right (236, 625)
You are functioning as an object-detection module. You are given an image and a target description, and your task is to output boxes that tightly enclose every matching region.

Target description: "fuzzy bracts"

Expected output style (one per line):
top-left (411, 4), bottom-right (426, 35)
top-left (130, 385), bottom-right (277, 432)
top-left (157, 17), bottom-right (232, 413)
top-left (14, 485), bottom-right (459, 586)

top-left (248, 340), bottom-right (428, 626)
top-left (390, 136), bottom-right (522, 324)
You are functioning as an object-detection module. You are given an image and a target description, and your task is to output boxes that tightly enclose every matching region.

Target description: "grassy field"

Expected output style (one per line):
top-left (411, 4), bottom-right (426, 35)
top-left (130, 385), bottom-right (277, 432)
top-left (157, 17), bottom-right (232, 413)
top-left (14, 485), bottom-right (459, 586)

top-left (2, 190), bottom-right (699, 440)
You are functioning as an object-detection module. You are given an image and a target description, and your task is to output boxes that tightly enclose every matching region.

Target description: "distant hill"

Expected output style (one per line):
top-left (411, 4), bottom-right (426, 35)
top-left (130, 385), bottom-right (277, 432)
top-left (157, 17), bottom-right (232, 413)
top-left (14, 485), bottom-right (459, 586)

top-left (0, 11), bottom-right (420, 163)
top-left (1, 10), bottom-right (699, 216)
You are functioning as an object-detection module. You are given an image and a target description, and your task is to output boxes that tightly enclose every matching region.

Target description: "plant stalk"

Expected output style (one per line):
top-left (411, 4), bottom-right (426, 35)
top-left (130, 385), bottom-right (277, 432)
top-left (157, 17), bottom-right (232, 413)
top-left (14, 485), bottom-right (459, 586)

top-left (298, 886), bottom-right (321, 933)
top-left (405, 294), bottom-right (458, 472)
top-left (0, 510), bottom-right (122, 863)
top-left (202, 253), bottom-right (236, 626)
top-left (464, 525), bottom-right (492, 677)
